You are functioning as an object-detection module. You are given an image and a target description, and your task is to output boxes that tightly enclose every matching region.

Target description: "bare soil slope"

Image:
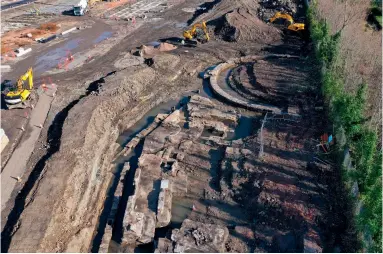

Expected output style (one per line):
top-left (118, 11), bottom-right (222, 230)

top-left (193, 0), bottom-right (281, 43)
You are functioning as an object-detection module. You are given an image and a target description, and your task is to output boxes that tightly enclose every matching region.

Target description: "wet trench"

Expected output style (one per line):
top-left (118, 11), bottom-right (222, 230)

top-left (91, 96), bottom-right (197, 252)
top-left (89, 70), bottom-right (262, 252)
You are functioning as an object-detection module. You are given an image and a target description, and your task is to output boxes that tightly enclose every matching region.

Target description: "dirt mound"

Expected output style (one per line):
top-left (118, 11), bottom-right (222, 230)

top-left (139, 42), bottom-right (177, 58)
top-left (190, 0), bottom-right (281, 43)
top-left (213, 7), bottom-right (281, 43)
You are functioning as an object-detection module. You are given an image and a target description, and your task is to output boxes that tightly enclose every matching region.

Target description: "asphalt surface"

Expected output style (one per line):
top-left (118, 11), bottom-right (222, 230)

top-left (1, 0), bottom-right (37, 11)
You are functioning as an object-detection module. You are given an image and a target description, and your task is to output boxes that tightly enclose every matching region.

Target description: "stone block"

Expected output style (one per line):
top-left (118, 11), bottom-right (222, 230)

top-left (134, 167), bottom-right (142, 187)
top-left (160, 179), bottom-right (170, 189)
top-left (163, 110), bottom-right (181, 124)
top-left (138, 212), bottom-right (156, 243)
top-left (156, 188), bottom-right (172, 228)
top-left (123, 211), bottom-right (145, 242)
top-left (99, 225), bottom-right (113, 253)
top-left (155, 238), bottom-right (173, 253)
top-left (171, 219), bottom-right (229, 253)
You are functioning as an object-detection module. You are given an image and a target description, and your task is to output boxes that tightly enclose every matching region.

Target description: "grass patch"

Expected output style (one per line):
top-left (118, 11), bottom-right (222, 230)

top-left (308, 2), bottom-right (382, 252)
top-left (375, 15), bottom-right (382, 25)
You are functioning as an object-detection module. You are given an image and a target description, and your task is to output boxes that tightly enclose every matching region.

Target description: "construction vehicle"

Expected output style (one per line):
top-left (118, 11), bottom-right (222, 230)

top-left (183, 21), bottom-right (210, 43)
top-left (269, 12), bottom-right (305, 32)
top-left (73, 0), bottom-right (88, 16)
top-left (2, 67), bottom-right (34, 109)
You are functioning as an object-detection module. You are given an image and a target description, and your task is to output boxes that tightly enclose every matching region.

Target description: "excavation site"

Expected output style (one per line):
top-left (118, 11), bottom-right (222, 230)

top-left (1, 0), bottom-right (367, 253)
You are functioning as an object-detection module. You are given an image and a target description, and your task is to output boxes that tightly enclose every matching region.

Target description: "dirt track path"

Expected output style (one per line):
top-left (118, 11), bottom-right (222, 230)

top-left (1, 86), bottom-right (56, 212)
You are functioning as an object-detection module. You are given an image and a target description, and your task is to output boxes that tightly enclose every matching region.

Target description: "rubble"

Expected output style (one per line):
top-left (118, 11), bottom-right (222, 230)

top-left (171, 219), bottom-right (229, 253)
top-left (155, 238), bottom-right (173, 253)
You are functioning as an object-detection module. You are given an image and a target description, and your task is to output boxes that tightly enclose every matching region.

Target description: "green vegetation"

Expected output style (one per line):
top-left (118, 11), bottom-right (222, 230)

top-left (308, 2), bottom-right (382, 252)
top-left (371, 0), bottom-right (382, 26)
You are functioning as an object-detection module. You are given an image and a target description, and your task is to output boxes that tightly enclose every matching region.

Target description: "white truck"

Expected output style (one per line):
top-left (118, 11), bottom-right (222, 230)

top-left (73, 0), bottom-right (88, 16)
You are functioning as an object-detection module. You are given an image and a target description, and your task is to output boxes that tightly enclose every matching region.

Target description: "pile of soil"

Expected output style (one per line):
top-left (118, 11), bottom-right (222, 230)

top-left (258, 0), bottom-right (304, 22)
top-left (213, 7), bottom-right (281, 43)
top-left (193, 0), bottom-right (281, 43)
top-left (1, 22), bottom-right (59, 55)
top-left (139, 42), bottom-right (177, 58)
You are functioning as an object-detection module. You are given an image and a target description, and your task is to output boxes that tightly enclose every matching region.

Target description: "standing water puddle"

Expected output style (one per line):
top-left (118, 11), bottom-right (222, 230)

top-left (92, 86), bottom-right (220, 252)
top-left (93, 31), bottom-right (113, 44)
top-left (34, 38), bottom-right (83, 73)
top-left (171, 197), bottom-right (194, 227)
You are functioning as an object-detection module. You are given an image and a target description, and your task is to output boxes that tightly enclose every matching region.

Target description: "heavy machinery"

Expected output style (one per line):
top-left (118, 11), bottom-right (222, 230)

top-left (269, 12), bottom-right (305, 32)
top-left (2, 67), bottom-right (34, 109)
top-left (183, 21), bottom-right (210, 43)
top-left (73, 0), bottom-right (88, 16)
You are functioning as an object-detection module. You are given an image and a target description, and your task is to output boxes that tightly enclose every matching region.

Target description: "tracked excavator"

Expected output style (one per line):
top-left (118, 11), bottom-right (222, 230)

top-left (269, 12), bottom-right (305, 32)
top-left (183, 21), bottom-right (210, 43)
top-left (2, 67), bottom-right (34, 109)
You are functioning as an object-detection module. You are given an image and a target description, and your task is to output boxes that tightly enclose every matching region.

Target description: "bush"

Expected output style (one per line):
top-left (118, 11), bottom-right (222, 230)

top-left (38, 23), bottom-right (58, 32)
top-left (308, 1), bottom-right (382, 252)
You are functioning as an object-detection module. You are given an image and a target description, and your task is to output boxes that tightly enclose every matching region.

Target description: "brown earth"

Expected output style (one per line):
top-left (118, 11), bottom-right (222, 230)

top-left (195, 0), bottom-right (282, 43)
top-left (1, 0), bottom-right (358, 253)
top-left (1, 20), bottom-right (79, 55)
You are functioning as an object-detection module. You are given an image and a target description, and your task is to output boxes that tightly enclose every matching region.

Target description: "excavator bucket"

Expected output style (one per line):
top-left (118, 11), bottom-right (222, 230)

top-left (288, 23), bottom-right (305, 31)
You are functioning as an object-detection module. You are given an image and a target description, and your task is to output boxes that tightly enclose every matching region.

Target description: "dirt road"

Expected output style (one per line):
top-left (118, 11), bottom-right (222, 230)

top-left (1, 86), bottom-right (56, 212)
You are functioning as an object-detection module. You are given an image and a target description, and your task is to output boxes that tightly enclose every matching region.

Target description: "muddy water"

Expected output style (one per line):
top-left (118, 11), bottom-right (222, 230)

top-left (93, 71), bottom-right (252, 251)
top-left (93, 31), bottom-right (113, 44)
top-left (171, 197), bottom-right (194, 227)
top-left (92, 96), bottom-right (195, 252)
top-left (92, 84), bottom-right (218, 252)
top-left (34, 38), bottom-right (84, 73)
top-left (1, 20), bottom-right (113, 83)
top-left (116, 99), bottom-right (183, 147)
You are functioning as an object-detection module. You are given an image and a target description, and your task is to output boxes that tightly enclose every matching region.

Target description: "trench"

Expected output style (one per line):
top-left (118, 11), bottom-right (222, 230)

top-left (90, 61), bottom-right (267, 252)
top-left (0, 71), bottom-right (115, 252)
top-left (91, 98), bottom-right (182, 253)
top-left (90, 79), bottom-right (219, 252)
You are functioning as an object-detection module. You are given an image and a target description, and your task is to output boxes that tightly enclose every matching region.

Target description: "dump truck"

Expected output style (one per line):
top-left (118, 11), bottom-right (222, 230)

top-left (73, 0), bottom-right (88, 16)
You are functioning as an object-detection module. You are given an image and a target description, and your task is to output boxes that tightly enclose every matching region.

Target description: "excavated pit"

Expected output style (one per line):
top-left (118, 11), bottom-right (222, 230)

top-left (2, 0), bottom-right (358, 252)
top-left (90, 89), bottom-right (344, 253)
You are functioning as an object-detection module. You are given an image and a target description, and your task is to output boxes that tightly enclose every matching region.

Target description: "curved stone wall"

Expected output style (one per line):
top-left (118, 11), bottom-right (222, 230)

top-left (208, 55), bottom-right (300, 114)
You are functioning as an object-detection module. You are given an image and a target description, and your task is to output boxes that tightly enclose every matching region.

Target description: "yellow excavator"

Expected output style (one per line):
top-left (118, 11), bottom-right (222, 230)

top-left (183, 21), bottom-right (210, 43)
top-left (269, 12), bottom-right (305, 32)
top-left (2, 67), bottom-right (34, 109)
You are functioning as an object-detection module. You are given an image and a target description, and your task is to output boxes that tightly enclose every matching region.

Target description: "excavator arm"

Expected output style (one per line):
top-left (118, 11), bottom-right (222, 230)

top-left (269, 11), bottom-right (305, 32)
top-left (183, 21), bottom-right (210, 43)
top-left (17, 67), bottom-right (33, 91)
top-left (269, 12), bottom-right (293, 25)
